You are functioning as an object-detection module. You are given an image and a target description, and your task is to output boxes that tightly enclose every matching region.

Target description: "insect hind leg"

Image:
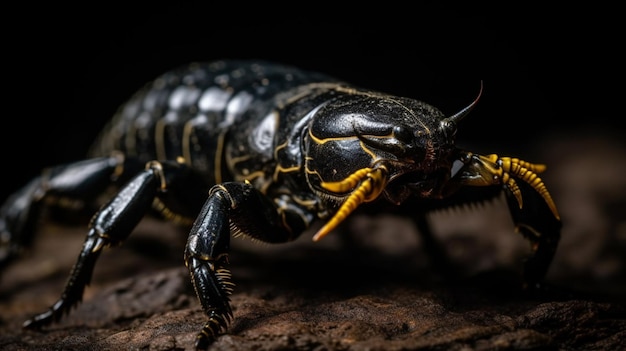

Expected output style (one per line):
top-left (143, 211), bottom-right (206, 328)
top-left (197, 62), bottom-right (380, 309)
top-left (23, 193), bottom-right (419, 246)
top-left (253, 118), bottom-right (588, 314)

top-left (0, 153), bottom-right (141, 272)
top-left (21, 160), bottom-right (187, 330)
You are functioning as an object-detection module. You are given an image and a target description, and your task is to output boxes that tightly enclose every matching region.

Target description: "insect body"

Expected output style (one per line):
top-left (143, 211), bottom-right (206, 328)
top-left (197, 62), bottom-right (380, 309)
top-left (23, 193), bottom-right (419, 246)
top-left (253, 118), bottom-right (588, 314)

top-left (0, 60), bottom-right (562, 350)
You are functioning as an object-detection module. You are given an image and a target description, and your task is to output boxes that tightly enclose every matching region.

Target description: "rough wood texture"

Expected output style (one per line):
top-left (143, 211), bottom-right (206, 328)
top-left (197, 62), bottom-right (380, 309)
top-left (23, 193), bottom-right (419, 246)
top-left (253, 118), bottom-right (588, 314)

top-left (1, 133), bottom-right (625, 351)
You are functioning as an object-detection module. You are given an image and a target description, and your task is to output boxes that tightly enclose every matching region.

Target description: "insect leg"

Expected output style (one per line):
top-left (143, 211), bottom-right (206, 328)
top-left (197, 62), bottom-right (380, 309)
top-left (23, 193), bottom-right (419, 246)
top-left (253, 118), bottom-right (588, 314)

top-left (445, 151), bottom-right (562, 289)
top-left (0, 154), bottom-right (139, 272)
top-left (503, 181), bottom-right (562, 290)
top-left (413, 212), bottom-right (460, 280)
top-left (21, 160), bottom-right (184, 330)
top-left (185, 181), bottom-right (309, 350)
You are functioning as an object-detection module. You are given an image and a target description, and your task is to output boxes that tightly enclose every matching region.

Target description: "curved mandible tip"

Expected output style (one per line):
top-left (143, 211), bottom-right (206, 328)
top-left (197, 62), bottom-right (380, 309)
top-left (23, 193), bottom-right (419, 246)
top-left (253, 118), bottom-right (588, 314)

top-left (444, 80), bottom-right (484, 124)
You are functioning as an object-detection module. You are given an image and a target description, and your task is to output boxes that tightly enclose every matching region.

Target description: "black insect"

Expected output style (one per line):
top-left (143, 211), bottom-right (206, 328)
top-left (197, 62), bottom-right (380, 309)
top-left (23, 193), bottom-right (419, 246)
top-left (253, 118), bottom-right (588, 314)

top-left (0, 60), bottom-right (561, 350)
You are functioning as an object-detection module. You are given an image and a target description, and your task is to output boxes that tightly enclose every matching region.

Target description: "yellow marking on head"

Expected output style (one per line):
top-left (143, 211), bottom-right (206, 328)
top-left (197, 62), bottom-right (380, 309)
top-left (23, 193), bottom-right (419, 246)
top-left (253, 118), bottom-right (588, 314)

top-left (308, 128), bottom-right (359, 144)
top-left (359, 140), bottom-right (377, 160)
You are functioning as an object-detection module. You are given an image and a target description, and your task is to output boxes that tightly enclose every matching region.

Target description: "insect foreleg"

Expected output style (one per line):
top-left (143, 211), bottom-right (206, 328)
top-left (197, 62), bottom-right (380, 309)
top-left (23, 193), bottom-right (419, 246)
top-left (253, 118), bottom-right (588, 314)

top-left (185, 181), bottom-right (310, 350)
top-left (503, 181), bottom-right (562, 290)
top-left (444, 151), bottom-right (562, 289)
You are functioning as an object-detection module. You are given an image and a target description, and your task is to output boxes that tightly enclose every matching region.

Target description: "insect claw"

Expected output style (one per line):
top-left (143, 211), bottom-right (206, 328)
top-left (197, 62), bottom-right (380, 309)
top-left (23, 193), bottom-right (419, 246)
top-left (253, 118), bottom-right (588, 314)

top-left (314, 167), bottom-right (388, 241)
top-left (506, 178), bottom-right (523, 209)
top-left (491, 155), bottom-right (560, 220)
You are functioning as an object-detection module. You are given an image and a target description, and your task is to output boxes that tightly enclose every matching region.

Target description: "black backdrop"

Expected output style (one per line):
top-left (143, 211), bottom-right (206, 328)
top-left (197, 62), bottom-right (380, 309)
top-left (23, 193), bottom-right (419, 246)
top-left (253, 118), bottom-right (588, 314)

top-left (2, 4), bottom-right (622, 202)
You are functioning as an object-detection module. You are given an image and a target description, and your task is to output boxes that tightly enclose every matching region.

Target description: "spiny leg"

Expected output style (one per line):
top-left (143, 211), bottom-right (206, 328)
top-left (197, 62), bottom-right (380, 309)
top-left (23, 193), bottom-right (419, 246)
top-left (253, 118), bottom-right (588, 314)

top-left (446, 151), bottom-right (562, 289)
top-left (503, 181), bottom-right (562, 290)
top-left (185, 181), bottom-right (310, 350)
top-left (21, 160), bottom-right (185, 329)
top-left (480, 154), bottom-right (561, 289)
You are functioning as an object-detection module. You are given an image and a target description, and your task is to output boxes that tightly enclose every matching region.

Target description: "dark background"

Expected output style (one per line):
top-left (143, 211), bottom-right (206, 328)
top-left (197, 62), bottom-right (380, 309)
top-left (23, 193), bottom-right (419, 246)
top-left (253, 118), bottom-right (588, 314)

top-left (2, 4), bottom-right (622, 202)
top-left (1, 5), bottom-right (625, 350)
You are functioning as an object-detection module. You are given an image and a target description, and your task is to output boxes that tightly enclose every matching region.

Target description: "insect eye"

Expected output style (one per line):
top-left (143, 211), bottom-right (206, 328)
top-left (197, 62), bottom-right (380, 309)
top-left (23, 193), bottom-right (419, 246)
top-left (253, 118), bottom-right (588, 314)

top-left (439, 120), bottom-right (457, 140)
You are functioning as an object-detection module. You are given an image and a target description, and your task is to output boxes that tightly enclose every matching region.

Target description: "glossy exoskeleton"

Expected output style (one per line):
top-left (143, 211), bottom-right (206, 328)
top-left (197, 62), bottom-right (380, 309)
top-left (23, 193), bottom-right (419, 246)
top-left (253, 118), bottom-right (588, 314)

top-left (0, 60), bottom-right (561, 350)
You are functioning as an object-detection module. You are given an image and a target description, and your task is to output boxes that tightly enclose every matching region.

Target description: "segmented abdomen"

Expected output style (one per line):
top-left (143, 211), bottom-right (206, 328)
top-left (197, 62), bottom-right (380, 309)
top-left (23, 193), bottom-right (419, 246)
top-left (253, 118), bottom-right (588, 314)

top-left (89, 60), bottom-right (335, 184)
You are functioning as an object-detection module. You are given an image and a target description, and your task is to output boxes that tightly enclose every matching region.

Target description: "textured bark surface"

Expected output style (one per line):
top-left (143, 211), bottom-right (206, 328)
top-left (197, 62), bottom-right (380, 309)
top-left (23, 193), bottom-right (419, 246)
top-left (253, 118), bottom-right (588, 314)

top-left (1, 133), bottom-right (625, 351)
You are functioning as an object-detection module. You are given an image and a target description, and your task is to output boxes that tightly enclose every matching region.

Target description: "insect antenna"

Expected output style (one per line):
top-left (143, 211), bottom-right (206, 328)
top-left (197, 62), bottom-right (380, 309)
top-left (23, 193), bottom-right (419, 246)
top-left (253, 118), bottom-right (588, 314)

top-left (443, 80), bottom-right (484, 125)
